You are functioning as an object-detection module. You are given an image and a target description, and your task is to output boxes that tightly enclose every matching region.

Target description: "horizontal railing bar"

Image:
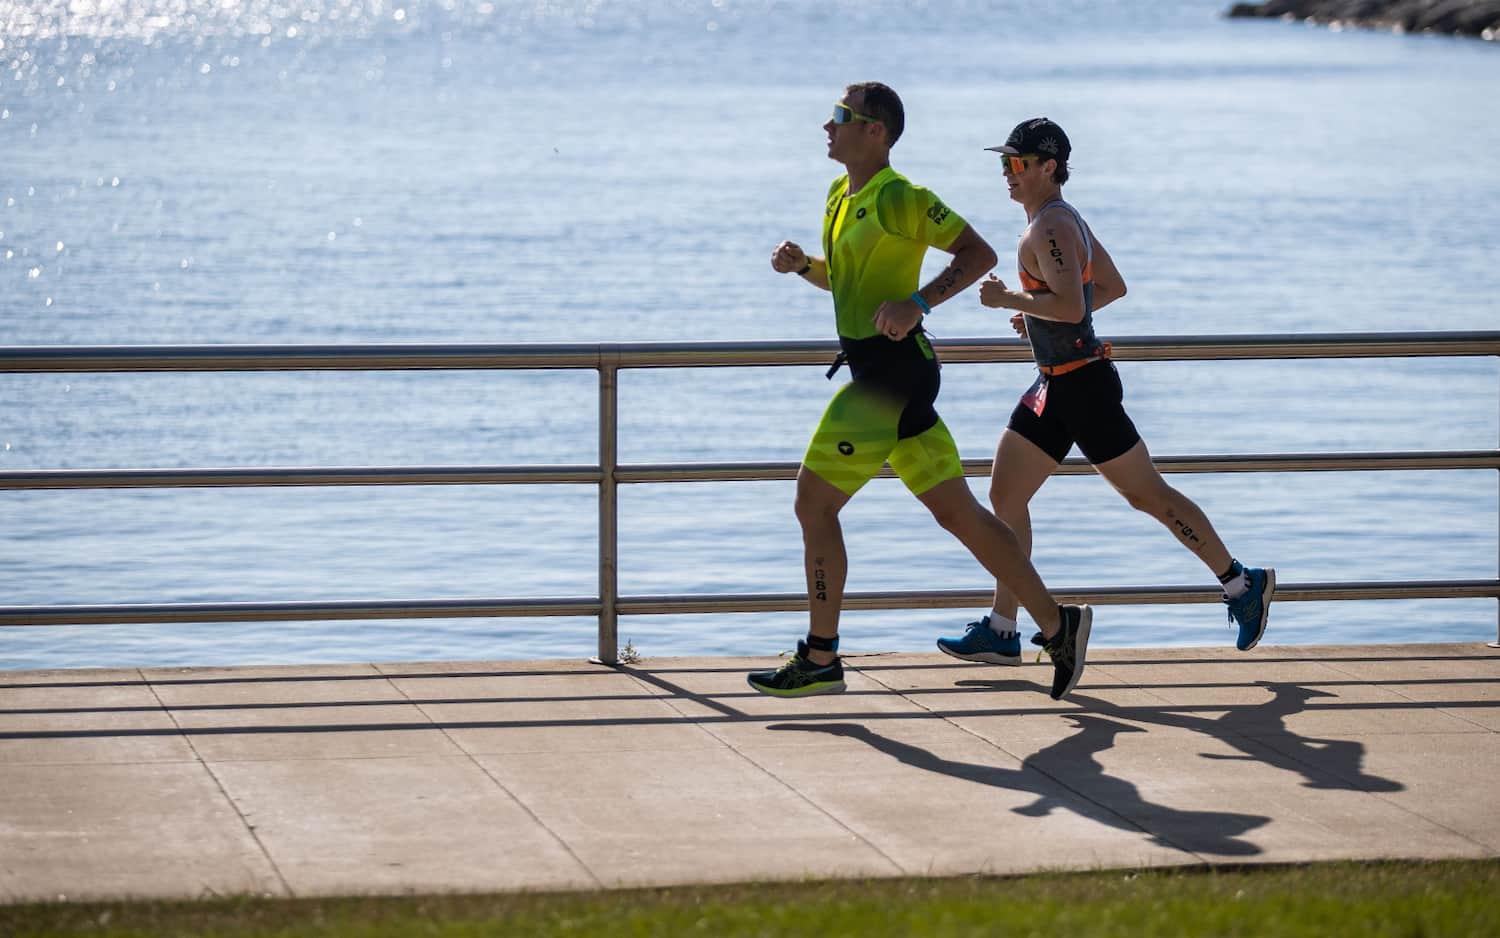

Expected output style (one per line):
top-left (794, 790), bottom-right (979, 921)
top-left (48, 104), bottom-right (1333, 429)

top-left (4, 451), bottom-right (1496, 491)
top-left (618, 579), bottom-right (1500, 615)
top-left (0, 465), bottom-right (603, 490)
top-left (939, 333), bottom-right (1500, 364)
top-left (0, 341), bottom-right (838, 373)
top-left (3, 580), bottom-right (1495, 627)
top-left (1116, 451), bottom-right (1500, 474)
top-left (0, 598), bottom-right (603, 626)
top-left (620, 451), bottom-right (1500, 483)
top-left (2, 332), bottom-right (1497, 373)
top-left (0, 344), bottom-right (610, 373)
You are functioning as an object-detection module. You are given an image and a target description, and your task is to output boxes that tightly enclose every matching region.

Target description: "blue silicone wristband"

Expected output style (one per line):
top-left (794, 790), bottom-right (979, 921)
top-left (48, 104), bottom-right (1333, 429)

top-left (910, 291), bottom-right (932, 316)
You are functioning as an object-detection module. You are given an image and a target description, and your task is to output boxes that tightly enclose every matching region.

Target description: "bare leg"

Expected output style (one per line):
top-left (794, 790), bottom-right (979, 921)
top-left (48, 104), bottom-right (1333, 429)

top-left (794, 467), bottom-right (852, 665)
top-left (987, 429), bottom-right (1062, 622)
top-left (1094, 439), bottom-right (1234, 576)
top-left (916, 476), bottom-right (1063, 637)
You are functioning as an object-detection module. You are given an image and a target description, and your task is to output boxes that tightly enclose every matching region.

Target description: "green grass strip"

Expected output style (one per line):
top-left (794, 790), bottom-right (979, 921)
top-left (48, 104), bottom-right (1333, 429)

top-left (4, 859), bottom-right (1497, 937)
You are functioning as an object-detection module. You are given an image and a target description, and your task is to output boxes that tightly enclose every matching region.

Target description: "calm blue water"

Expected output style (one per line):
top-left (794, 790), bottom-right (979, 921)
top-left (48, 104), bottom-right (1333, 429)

top-left (2, 0), bottom-right (1498, 669)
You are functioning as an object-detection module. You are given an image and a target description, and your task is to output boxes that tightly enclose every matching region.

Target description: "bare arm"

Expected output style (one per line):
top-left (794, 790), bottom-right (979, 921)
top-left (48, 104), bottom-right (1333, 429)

top-left (919, 223), bottom-right (998, 309)
top-left (1087, 234), bottom-right (1127, 311)
top-left (873, 223), bottom-right (998, 340)
top-left (771, 241), bottom-right (830, 291)
top-left (978, 208), bottom-right (1091, 324)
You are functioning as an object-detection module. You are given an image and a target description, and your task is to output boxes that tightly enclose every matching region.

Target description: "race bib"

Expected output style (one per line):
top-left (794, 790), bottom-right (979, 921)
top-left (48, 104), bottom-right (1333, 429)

top-left (1020, 376), bottom-right (1049, 417)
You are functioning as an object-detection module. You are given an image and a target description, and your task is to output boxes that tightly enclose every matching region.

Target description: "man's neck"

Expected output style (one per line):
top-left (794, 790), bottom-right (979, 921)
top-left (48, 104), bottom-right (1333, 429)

top-left (1023, 186), bottom-right (1065, 221)
top-left (844, 157), bottom-right (890, 194)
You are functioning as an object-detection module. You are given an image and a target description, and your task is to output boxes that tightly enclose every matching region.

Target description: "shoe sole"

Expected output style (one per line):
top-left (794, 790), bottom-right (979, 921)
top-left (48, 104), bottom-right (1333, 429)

top-left (1053, 605), bottom-right (1093, 700)
top-left (936, 643), bottom-right (1022, 666)
top-left (1236, 568), bottom-right (1276, 652)
top-left (745, 676), bottom-right (847, 698)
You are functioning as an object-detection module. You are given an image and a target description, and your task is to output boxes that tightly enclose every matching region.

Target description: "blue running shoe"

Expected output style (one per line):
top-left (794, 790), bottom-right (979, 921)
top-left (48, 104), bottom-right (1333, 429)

top-left (1225, 566), bottom-right (1275, 651)
top-left (746, 641), bottom-right (846, 697)
top-left (936, 616), bottom-right (1022, 666)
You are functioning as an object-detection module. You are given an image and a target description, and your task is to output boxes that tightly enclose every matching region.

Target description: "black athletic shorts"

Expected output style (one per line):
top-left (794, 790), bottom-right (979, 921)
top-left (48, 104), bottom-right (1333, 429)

top-left (1005, 359), bottom-right (1140, 464)
top-left (840, 332), bottom-right (941, 441)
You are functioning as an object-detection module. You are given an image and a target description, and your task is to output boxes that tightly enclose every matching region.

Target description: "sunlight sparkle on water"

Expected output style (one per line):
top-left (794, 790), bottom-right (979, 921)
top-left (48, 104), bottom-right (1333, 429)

top-left (0, 0), bottom-right (732, 44)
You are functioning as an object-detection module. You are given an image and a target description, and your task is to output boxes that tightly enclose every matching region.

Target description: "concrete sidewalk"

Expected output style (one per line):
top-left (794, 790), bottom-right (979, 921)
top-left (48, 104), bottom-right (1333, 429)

top-left (2, 642), bottom-right (1497, 902)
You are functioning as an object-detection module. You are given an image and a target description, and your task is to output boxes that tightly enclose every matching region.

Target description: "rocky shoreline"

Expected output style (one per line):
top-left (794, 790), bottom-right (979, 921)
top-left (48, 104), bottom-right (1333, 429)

top-left (1226, 1), bottom-right (1500, 39)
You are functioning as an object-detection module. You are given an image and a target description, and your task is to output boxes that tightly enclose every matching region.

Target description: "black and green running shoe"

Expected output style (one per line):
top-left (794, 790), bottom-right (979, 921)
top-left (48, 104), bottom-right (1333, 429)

top-left (746, 641), bottom-right (846, 698)
top-left (1030, 604), bottom-right (1093, 701)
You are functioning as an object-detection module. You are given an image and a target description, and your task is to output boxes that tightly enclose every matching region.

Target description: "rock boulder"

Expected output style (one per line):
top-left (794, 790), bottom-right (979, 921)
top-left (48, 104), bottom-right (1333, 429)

top-left (1226, 0), bottom-right (1500, 38)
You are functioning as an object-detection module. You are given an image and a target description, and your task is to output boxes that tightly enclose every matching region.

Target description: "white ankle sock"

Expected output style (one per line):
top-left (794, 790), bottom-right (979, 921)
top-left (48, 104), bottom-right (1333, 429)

top-left (987, 614), bottom-right (1019, 638)
top-left (1222, 571), bottom-right (1249, 598)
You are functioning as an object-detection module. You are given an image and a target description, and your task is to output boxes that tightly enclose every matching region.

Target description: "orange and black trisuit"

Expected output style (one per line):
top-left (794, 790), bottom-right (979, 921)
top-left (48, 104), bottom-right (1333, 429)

top-left (1006, 198), bottom-right (1140, 465)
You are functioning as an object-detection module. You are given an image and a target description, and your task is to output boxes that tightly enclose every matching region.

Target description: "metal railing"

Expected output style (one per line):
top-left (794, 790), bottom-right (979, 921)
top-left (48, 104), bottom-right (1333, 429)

top-left (3, 332), bottom-right (1498, 661)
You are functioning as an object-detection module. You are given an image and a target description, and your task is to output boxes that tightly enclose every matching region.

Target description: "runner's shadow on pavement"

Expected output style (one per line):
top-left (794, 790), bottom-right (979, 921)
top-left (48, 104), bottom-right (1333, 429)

top-left (955, 677), bottom-right (1402, 793)
top-left (769, 716), bottom-right (1269, 857)
top-left (1058, 680), bottom-right (1404, 794)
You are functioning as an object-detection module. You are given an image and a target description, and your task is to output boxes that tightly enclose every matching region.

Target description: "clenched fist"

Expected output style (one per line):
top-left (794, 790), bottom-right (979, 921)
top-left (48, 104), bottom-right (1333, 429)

top-left (771, 241), bottom-right (809, 274)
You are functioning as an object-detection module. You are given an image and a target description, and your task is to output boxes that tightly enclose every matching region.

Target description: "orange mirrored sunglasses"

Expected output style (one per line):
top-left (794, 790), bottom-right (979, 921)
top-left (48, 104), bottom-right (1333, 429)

top-left (1000, 154), bottom-right (1041, 175)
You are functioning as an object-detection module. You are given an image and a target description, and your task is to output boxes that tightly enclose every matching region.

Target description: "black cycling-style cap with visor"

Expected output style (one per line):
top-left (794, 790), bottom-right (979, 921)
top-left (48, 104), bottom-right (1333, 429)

top-left (984, 117), bottom-right (1071, 162)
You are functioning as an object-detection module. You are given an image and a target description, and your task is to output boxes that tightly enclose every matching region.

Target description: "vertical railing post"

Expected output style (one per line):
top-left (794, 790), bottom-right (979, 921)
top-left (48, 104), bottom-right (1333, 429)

top-left (596, 351), bottom-right (620, 664)
top-left (1493, 360), bottom-right (1500, 648)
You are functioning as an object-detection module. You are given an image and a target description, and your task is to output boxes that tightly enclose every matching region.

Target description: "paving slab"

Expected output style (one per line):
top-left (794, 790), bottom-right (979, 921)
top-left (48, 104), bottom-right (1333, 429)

top-left (732, 718), bottom-right (1193, 875)
top-left (474, 745), bottom-right (902, 888)
top-left (1283, 731), bottom-right (1500, 852)
top-left (0, 669), bottom-right (195, 765)
top-left (0, 643), bottom-right (1495, 902)
top-left (211, 754), bottom-right (596, 896)
top-left (0, 761), bottom-right (284, 901)
top-left (143, 663), bottom-right (461, 762)
top-left (377, 660), bottom-right (723, 755)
